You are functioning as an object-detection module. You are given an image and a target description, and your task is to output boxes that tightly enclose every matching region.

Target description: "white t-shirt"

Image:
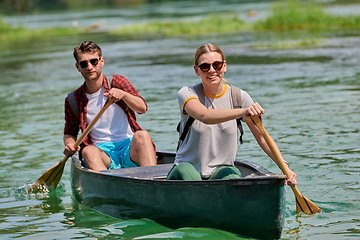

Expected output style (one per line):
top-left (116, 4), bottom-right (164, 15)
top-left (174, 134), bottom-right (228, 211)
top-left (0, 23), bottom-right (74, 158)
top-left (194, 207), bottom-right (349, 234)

top-left (175, 84), bottom-right (254, 177)
top-left (86, 87), bottom-right (134, 146)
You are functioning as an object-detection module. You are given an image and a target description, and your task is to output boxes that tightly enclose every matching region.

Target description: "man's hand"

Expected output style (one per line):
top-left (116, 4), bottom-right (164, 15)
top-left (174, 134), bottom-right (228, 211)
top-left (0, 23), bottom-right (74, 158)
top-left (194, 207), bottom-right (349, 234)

top-left (63, 143), bottom-right (80, 157)
top-left (104, 88), bottom-right (127, 102)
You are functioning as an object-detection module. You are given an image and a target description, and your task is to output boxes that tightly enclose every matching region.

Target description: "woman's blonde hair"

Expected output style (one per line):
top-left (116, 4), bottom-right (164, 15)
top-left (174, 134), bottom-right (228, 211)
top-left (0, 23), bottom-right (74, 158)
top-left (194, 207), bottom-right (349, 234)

top-left (194, 43), bottom-right (225, 65)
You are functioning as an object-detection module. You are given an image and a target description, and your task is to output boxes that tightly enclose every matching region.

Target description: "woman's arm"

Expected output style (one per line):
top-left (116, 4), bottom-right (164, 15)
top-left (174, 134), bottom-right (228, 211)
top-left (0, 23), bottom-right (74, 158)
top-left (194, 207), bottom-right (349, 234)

top-left (184, 98), bottom-right (264, 124)
top-left (247, 122), bottom-right (297, 186)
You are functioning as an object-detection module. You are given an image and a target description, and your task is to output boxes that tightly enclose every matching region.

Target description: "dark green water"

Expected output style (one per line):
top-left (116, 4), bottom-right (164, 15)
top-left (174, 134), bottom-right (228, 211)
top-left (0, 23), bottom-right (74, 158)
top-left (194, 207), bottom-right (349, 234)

top-left (1, 1), bottom-right (360, 239)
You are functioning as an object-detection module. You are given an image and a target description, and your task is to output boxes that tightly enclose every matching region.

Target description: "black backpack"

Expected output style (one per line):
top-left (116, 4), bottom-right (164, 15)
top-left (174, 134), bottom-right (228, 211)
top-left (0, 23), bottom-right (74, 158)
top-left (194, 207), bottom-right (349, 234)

top-left (177, 83), bottom-right (244, 150)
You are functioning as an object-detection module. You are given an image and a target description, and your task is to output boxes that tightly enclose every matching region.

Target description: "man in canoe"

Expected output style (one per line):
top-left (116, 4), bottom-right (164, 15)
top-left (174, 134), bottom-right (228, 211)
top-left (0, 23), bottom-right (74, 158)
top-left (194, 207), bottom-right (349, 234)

top-left (63, 41), bottom-right (156, 170)
top-left (168, 43), bottom-right (297, 186)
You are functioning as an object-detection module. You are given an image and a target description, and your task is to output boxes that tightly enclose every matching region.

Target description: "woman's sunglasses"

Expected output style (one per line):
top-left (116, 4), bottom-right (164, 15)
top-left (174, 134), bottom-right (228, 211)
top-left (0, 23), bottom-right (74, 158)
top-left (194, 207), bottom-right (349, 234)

top-left (197, 61), bottom-right (224, 72)
top-left (78, 58), bottom-right (100, 68)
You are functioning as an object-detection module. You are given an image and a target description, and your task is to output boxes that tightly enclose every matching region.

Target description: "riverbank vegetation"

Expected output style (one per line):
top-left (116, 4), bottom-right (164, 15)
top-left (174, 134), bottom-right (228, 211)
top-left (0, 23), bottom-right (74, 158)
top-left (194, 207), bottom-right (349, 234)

top-left (111, 14), bottom-right (249, 36)
top-left (255, 0), bottom-right (360, 31)
top-left (0, 18), bottom-right (84, 41)
top-left (1, 0), bottom-right (360, 44)
top-left (111, 0), bottom-right (360, 36)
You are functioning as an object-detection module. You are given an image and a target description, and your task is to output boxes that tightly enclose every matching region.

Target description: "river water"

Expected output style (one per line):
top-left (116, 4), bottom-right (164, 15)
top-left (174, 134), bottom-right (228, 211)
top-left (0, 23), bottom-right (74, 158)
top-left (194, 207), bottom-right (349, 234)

top-left (0, 1), bottom-right (360, 239)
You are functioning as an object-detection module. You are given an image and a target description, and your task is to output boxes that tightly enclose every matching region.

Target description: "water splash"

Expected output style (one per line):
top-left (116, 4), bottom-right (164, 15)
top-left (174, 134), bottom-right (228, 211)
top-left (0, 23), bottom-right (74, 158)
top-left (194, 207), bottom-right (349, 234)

top-left (10, 181), bottom-right (65, 200)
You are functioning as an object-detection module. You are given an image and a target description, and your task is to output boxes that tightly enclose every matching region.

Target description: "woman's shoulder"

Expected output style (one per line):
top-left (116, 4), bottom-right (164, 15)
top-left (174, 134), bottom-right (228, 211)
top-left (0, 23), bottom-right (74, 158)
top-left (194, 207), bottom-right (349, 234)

top-left (178, 85), bottom-right (198, 94)
top-left (178, 85), bottom-right (201, 103)
top-left (228, 85), bottom-right (251, 97)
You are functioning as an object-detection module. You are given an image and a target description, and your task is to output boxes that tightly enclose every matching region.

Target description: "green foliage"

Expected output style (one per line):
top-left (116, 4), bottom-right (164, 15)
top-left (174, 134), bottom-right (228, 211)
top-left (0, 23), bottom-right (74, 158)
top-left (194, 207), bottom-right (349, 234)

top-left (254, 38), bottom-right (327, 49)
top-left (0, 19), bottom-right (25, 33)
top-left (112, 0), bottom-right (360, 37)
top-left (0, 16), bottom-right (85, 42)
top-left (255, 0), bottom-right (360, 31)
top-left (2, 0), bottom-right (360, 45)
top-left (110, 14), bottom-right (247, 37)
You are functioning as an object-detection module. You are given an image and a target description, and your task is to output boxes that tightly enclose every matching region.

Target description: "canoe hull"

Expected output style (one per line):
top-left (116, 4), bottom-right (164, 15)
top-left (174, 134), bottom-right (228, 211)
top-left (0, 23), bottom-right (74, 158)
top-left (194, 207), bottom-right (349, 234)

top-left (71, 152), bottom-right (286, 240)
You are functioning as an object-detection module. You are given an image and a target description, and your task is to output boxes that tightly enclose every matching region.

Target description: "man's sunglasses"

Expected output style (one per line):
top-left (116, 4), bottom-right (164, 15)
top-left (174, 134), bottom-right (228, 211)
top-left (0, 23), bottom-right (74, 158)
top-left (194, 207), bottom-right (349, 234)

top-left (78, 58), bottom-right (100, 68)
top-left (197, 61), bottom-right (224, 72)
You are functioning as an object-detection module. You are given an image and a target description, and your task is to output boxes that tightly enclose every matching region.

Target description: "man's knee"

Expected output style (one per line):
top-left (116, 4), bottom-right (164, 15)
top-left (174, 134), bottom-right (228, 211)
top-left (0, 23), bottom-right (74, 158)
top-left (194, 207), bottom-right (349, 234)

top-left (133, 130), bottom-right (153, 145)
top-left (82, 145), bottom-right (105, 161)
top-left (134, 130), bottom-right (149, 139)
top-left (81, 145), bottom-right (110, 169)
top-left (82, 145), bottom-right (98, 156)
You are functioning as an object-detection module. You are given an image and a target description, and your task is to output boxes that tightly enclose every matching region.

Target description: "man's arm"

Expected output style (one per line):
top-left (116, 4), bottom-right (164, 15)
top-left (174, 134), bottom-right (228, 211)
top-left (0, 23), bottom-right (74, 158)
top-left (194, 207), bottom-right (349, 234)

top-left (63, 134), bottom-right (79, 157)
top-left (105, 88), bottom-right (147, 114)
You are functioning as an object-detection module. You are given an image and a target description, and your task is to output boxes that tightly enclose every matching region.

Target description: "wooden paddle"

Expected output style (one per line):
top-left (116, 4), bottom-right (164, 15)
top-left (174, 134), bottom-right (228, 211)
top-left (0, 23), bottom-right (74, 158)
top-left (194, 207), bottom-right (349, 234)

top-left (28, 99), bottom-right (114, 192)
top-left (250, 116), bottom-right (321, 215)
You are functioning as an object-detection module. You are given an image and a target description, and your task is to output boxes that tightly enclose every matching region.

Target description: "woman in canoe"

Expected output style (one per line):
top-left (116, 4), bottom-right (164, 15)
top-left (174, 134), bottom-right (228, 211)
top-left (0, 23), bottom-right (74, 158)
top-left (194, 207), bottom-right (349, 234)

top-left (168, 43), bottom-right (297, 186)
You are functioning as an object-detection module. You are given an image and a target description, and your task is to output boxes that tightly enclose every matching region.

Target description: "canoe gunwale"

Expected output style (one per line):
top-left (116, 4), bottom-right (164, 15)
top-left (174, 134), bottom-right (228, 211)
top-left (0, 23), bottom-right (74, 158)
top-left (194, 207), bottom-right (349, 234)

top-left (71, 154), bottom-right (286, 186)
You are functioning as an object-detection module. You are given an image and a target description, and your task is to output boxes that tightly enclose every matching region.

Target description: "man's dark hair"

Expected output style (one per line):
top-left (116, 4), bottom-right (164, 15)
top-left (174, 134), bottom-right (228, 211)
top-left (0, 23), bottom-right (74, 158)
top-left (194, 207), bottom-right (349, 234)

top-left (73, 41), bottom-right (102, 62)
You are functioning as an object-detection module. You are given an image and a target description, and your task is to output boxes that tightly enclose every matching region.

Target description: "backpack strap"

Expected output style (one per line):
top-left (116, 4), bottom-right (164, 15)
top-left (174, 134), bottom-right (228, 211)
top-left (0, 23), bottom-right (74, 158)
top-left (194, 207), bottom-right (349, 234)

top-left (178, 117), bottom-right (195, 142)
top-left (67, 90), bottom-right (80, 119)
top-left (105, 75), bottom-right (112, 89)
top-left (230, 85), bottom-right (244, 145)
top-left (178, 83), bottom-right (203, 142)
top-left (67, 76), bottom-right (113, 119)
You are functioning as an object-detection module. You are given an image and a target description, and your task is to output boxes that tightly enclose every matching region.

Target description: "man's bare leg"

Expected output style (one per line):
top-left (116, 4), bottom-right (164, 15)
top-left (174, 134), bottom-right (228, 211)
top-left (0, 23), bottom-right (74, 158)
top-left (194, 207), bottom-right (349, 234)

top-left (82, 145), bottom-right (110, 170)
top-left (130, 130), bottom-right (157, 166)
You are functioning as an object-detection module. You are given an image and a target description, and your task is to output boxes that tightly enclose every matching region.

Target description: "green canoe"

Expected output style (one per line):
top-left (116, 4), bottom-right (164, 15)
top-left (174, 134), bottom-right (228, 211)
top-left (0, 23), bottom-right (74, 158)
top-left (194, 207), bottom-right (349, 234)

top-left (71, 150), bottom-right (286, 240)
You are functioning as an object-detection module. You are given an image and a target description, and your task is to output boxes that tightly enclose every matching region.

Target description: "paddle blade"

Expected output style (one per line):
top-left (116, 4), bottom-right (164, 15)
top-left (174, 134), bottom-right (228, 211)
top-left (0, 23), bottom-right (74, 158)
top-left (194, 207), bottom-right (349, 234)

top-left (293, 188), bottom-right (322, 215)
top-left (28, 99), bottom-right (114, 193)
top-left (27, 157), bottom-right (68, 193)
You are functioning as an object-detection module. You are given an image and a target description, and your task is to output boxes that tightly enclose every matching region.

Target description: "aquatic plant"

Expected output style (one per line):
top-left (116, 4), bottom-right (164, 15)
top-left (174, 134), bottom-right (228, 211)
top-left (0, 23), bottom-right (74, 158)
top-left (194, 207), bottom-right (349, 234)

top-left (2, 0), bottom-right (360, 45)
top-left (110, 14), bottom-right (248, 37)
top-left (0, 17), bottom-right (85, 42)
top-left (254, 38), bottom-right (327, 49)
top-left (255, 0), bottom-right (360, 31)
top-left (111, 0), bottom-right (360, 36)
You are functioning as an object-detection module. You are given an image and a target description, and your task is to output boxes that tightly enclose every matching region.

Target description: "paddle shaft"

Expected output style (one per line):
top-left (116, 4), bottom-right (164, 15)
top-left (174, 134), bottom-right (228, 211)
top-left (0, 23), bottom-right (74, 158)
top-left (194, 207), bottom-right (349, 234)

top-left (251, 117), bottom-right (290, 177)
top-left (252, 118), bottom-right (304, 200)
top-left (59, 98), bottom-right (114, 164)
top-left (29, 99), bottom-right (114, 191)
top-left (251, 116), bottom-right (321, 214)
top-left (258, 126), bottom-right (306, 196)
top-left (71, 99), bottom-right (113, 150)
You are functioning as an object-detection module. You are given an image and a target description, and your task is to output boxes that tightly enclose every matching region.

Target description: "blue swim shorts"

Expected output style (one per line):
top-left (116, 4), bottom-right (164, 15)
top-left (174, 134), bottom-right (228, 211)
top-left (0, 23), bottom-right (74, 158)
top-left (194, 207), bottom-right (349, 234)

top-left (96, 138), bottom-right (138, 169)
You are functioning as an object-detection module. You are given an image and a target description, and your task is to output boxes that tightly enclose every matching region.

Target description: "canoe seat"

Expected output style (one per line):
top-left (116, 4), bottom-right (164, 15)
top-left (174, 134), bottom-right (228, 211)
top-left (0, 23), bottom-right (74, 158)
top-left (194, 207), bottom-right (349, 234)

top-left (101, 163), bottom-right (174, 180)
top-left (101, 160), bottom-right (275, 180)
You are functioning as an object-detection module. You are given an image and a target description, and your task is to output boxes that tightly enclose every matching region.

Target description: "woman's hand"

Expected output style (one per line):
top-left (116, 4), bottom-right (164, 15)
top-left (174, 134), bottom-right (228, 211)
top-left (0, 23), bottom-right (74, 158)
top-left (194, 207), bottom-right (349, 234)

top-left (284, 167), bottom-right (297, 187)
top-left (246, 102), bottom-right (265, 118)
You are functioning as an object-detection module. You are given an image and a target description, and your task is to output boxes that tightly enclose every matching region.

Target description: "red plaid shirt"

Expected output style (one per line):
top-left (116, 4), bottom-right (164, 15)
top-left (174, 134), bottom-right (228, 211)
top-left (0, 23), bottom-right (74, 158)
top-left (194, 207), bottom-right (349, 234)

top-left (64, 74), bottom-right (146, 149)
